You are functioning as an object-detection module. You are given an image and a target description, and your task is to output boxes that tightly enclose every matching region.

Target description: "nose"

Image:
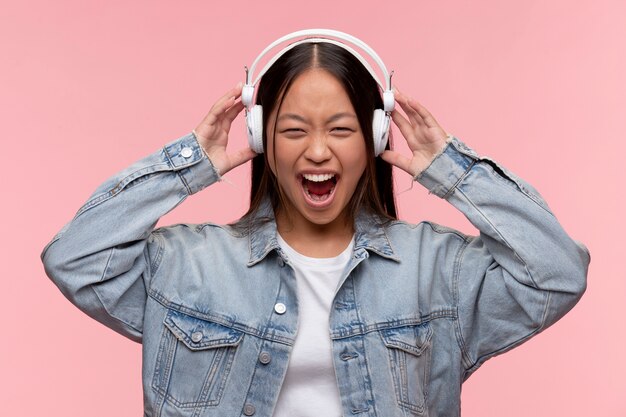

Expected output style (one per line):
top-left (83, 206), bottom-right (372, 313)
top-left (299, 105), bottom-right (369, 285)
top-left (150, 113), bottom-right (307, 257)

top-left (303, 132), bottom-right (332, 163)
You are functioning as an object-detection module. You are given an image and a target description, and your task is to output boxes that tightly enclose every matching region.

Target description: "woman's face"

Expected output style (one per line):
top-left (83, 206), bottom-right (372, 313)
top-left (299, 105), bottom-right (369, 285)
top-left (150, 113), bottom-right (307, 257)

top-left (266, 68), bottom-right (367, 231)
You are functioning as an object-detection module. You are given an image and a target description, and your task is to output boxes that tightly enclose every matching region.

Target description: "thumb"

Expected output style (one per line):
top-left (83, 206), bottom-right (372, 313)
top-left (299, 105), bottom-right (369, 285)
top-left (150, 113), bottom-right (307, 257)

top-left (225, 147), bottom-right (258, 174)
top-left (380, 150), bottom-right (413, 175)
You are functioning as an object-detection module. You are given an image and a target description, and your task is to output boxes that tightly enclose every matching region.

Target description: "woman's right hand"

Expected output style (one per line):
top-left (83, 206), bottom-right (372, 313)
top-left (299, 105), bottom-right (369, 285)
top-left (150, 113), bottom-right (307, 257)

top-left (193, 82), bottom-right (257, 176)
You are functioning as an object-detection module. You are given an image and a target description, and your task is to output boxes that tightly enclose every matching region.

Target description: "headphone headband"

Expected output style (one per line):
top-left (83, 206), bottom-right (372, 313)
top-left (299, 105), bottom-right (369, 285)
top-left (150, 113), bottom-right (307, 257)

top-left (250, 37), bottom-right (385, 90)
top-left (242, 29), bottom-right (395, 112)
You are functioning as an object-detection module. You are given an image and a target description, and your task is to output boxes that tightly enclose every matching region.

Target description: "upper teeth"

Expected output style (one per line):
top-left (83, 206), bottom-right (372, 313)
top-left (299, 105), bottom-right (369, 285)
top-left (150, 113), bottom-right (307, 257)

top-left (303, 173), bottom-right (335, 182)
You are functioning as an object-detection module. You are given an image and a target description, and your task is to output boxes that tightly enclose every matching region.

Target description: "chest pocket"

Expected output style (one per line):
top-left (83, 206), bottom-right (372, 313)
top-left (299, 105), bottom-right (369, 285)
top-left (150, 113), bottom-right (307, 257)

top-left (152, 309), bottom-right (243, 410)
top-left (381, 323), bottom-right (433, 415)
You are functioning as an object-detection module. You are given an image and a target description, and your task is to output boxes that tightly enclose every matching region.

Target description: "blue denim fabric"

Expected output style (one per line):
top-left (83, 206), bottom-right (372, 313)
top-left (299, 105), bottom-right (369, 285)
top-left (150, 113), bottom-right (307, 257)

top-left (41, 133), bottom-right (589, 417)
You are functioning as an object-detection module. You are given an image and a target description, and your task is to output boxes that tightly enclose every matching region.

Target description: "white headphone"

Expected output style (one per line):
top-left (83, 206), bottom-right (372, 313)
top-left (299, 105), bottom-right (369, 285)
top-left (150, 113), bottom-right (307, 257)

top-left (242, 29), bottom-right (395, 156)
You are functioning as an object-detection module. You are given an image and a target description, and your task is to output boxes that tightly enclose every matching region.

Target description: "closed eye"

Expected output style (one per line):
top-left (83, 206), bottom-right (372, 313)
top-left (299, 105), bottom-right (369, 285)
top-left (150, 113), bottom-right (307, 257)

top-left (331, 127), bottom-right (356, 136)
top-left (279, 128), bottom-right (307, 138)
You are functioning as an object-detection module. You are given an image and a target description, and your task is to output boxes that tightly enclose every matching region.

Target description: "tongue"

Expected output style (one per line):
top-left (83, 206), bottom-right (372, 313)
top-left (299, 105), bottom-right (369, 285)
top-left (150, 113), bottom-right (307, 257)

top-left (306, 179), bottom-right (334, 195)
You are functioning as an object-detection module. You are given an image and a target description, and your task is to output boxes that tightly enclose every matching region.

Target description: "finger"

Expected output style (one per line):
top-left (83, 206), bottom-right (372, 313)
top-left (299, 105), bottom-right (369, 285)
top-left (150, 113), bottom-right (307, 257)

top-left (380, 150), bottom-right (414, 175)
top-left (395, 90), bottom-right (427, 128)
top-left (391, 110), bottom-right (418, 147)
top-left (206, 83), bottom-right (244, 124)
top-left (229, 147), bottom-right (258, 170)
top-left (391, 109), bottom-right (412, 134)
top-left (220, 100), bottom-right (245, 132)
top-left (406, 97), bottom-right (440, 129)
top-left (207, 95), bottom-right (236, 124)
top-left (394, 87), bottom-right (424, 126)
top-left (223, 100), bottom-right (245, 123)
top-left (214, 82), bottom-right (243, 110)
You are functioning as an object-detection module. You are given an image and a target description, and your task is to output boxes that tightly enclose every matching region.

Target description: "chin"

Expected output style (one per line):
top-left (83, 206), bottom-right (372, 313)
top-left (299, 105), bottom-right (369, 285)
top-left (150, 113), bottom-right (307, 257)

top-left (301, 206), bottom-right (350, 228)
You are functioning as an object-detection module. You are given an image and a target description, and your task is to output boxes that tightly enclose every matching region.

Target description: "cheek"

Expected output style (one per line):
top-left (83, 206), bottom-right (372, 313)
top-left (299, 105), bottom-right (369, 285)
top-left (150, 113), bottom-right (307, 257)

top-left (268, 138), bottom-right (302, 182)
top-left (348, 162), bottom-right (367, 189)
top-left (340, 140), bottom-right (368, 180)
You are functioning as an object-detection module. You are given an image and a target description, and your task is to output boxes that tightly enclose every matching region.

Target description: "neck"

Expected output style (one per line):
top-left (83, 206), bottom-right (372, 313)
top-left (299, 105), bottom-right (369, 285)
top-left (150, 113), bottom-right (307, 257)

top-left (276, 210), bottom-right (354, 258)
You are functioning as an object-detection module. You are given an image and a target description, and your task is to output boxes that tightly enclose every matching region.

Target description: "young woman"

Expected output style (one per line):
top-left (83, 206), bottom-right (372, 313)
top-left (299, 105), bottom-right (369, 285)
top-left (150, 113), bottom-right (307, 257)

top-left (41, 30), bottom-right (589, 417)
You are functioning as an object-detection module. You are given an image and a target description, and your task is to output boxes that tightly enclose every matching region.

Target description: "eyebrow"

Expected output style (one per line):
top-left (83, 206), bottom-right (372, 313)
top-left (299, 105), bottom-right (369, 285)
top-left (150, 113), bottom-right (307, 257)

top-left (276, 112), bottom-right (357, 124)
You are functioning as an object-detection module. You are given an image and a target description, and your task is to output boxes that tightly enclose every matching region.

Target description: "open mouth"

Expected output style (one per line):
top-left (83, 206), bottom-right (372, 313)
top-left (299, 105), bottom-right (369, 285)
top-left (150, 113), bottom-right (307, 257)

top-left (300, 173), bottom-right (338, 204)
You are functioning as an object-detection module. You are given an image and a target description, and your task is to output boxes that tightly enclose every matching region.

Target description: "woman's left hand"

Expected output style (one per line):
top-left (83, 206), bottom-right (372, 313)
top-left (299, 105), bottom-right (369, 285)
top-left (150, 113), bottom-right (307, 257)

top-left (380, 87), bottom-right (449, 177)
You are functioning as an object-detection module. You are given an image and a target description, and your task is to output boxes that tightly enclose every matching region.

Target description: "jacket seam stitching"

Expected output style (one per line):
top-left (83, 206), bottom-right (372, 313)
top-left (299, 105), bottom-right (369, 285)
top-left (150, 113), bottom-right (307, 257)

top-left (75, 162), bottom-right (168, 218)
top-left (93, 247), bottom-right (144, 334)
top-left (148, 231), bottom-right (165, 279)
top-left (441, 160), bottom-right (476, 200)
top-left (452, 239), bottom-right (473, 370)
top-left (163, 145), bottom-right (194, 195)
top-left (423, 222), bottom-right (471, 242)
top-left (100, 247), bottom-right (115, 282)
top-left (350, 280), bottom-right (378, 417)
top-left (481, 158), bottom-right (555, 217)
top-left (539, 290), bottom-right (552, 329)
top-left (147, 290), bottom-right (294, 345)
top-left (455, 187), bottom-right (537, 288)
top-left (91, 285), bottom-right (143, 335)
top-left (330, 311), bottom-right (456, 339)
top-left (464, 314), bottom-right (546, 375)
top-left (174, 168), bottom-right (192, 195)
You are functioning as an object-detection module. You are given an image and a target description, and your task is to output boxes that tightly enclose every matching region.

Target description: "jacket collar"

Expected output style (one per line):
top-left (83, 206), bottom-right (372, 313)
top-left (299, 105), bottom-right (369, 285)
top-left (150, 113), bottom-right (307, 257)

top-left (247, 199), bottom-right (400, 266)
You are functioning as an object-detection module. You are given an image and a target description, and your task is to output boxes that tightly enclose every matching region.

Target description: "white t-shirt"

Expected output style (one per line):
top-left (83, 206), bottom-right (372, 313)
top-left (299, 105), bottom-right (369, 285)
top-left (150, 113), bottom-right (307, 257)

top-left (273, 234), bottom-right (354, 417)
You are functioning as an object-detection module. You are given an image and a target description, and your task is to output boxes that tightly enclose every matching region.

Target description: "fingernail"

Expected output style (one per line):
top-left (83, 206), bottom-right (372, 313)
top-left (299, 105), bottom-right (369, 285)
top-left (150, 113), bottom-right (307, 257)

top-left (236, 81), bottom-right (243, 89)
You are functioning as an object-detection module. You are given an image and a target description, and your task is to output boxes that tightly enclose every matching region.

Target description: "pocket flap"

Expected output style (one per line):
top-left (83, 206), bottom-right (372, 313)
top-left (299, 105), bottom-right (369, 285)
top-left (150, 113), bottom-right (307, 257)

top-left (164, 310), bottom-right (244, 351)
top-left (381, 324), bottom-right (433, 356)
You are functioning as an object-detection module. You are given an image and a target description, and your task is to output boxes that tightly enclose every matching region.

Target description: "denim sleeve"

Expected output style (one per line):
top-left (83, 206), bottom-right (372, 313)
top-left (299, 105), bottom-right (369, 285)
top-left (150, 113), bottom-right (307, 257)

top-left (40, 132), bottom-right (220, 343)
top-left (416, 137), bottom-right (590, 380)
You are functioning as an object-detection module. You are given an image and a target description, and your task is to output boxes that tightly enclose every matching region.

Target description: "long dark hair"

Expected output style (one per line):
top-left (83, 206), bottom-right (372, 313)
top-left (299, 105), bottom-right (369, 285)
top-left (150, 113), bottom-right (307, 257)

top-left (232, 42), bottom-right (396, 230)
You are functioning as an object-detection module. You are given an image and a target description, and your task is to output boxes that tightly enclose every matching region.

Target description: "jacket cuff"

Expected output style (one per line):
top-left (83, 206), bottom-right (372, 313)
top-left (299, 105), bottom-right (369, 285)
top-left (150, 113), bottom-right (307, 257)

top-left (163, 132), bottom-right (220, 195)
top-left (415, 137), bottom-right (479, 199)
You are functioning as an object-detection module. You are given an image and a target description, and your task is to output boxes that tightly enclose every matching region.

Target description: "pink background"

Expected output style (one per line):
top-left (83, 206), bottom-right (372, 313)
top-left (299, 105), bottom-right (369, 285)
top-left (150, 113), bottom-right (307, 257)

top-left (2, 0), bottom-right (624, 415)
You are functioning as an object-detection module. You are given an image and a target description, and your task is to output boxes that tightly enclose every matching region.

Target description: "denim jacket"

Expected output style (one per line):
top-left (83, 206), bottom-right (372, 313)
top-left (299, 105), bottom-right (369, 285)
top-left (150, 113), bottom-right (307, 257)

top-left (41, 132), bottom-right (589, 417)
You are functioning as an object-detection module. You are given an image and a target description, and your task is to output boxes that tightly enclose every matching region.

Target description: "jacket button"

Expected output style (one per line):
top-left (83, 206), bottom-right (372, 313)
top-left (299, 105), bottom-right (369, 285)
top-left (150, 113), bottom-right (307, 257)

top-left (191, 331), bottom-right (203, 343)
top-left (180, 147), bottom-right (193, 158)
top-left (274, 303), bottom-right (286, 314)
top-left (277, 257), bottom-right (285, 267)
top-left (243, 403), bottom-right (256, 416)
top-left (259, 351), bottom-right (272, 364)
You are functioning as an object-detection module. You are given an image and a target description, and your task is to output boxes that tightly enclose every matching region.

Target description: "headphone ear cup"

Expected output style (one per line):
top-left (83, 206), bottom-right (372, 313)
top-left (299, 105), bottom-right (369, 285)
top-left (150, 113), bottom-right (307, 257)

top-left (372, 109), bottom-right (390, 156)
top-left (246, 105), bottom-right (264, 154)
